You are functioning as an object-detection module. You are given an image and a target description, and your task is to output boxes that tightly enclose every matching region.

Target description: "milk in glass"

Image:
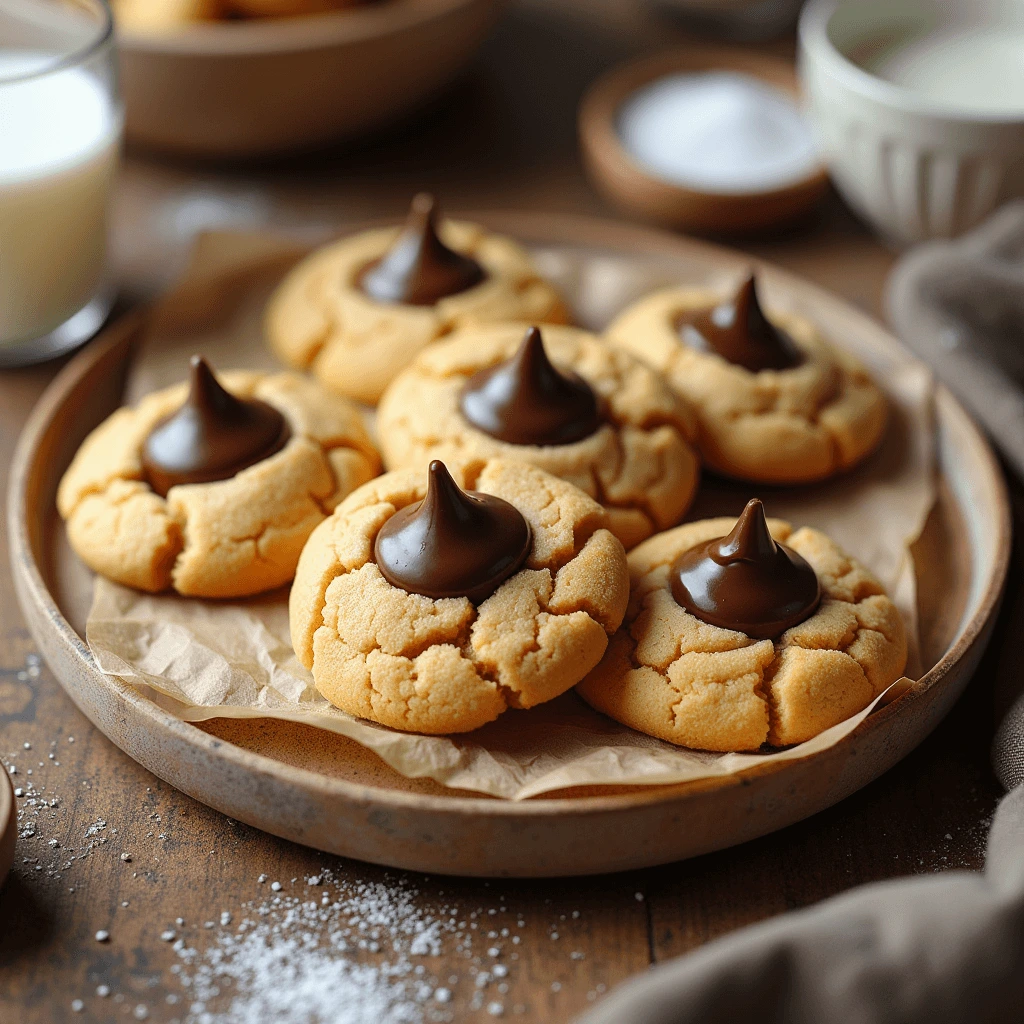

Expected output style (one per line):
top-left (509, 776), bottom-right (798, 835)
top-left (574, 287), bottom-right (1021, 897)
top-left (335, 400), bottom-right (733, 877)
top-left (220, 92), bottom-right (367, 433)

top-left (0, 53), bottom-right (120, 346)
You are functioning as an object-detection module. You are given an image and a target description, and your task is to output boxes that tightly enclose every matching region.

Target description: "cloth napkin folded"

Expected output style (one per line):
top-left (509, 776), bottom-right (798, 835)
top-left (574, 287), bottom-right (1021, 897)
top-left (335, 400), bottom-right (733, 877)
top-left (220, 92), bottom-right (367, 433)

top-left (578, 207), bottom-right (1024, 1024)
top-left (577, 624), bottom-right (1024, 1024)
top-left (887, 201), bottom-right (1024, 479)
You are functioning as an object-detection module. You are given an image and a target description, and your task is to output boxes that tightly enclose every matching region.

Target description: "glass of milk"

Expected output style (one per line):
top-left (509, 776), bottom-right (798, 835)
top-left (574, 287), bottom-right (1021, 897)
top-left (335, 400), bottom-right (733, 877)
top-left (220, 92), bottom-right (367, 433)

top-left (0, 0), bottom-right (121, 366)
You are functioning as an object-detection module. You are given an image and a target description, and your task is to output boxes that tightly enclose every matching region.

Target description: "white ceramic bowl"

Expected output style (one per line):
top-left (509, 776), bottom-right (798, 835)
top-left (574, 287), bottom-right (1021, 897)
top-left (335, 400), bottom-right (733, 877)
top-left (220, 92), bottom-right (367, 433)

top-left (799, 0), bottom-right (1024, 245)
top-left (118, 0), bottom-right (498, 159)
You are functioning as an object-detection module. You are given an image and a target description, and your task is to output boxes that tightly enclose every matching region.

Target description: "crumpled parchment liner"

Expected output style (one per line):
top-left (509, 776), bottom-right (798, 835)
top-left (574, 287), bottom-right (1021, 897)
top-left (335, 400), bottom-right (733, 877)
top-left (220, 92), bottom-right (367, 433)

top-left (85, 230), bottom-right (935, 801)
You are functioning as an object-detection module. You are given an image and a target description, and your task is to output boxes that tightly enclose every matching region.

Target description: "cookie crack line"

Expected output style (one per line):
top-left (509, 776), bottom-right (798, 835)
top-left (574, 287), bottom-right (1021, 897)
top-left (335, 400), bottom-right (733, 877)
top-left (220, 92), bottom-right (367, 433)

top-left (294, 457), bottom-right (630, 731)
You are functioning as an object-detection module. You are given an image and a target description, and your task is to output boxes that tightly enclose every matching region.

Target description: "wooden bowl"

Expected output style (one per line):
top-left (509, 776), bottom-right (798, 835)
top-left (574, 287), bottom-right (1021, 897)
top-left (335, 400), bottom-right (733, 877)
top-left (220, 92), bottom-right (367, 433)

top-left (579, 47), bottom-right (830, 234)
top-left (118, 0), bottom-right (498, 158)
top-left (8, 214), bottom-right (1010, 877)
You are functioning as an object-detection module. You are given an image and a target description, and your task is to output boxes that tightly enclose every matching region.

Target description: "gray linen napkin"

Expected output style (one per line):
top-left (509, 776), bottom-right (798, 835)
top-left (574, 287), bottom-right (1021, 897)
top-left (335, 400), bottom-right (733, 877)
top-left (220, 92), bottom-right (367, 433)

top-left (887, 201), bottom-right (1024, 479)
top-left (577, 674), bottom-right (1024, 1024)
top-left (578, 208), bottom-right (1024, 1024)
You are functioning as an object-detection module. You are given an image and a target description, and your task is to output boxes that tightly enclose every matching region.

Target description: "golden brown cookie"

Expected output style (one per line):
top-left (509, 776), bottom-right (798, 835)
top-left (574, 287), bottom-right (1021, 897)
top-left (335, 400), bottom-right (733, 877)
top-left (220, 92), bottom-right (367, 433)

top-left (57, 365), bottom-right (380, 598)
top-left (577, 509), bottom-right (907, 751)
top-left (265, 195), bottom-right (569, 405)
top-left (228, 0), bottom-right (357, 17)
top-left (377, 323), bottom-right (701, 550)
top-left (289, 458), bottom-right (630, 734)
top-left (604, 279), bottom-right (887, 484)
top-left (112, 0), bottom-right (222, 31)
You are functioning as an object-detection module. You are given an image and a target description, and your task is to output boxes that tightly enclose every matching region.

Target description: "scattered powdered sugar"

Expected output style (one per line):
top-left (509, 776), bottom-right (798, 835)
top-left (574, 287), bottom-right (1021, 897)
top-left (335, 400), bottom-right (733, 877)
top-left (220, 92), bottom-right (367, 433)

top-left (4, 644), bottom-right (998, 1023)
top-left (171, 871), bottom-right (456, 1024)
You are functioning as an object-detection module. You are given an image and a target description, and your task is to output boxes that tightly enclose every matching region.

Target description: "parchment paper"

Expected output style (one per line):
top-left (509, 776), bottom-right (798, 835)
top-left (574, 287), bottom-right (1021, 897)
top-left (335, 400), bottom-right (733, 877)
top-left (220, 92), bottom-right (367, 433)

top-left (85, 230), bottom-right (935, 801)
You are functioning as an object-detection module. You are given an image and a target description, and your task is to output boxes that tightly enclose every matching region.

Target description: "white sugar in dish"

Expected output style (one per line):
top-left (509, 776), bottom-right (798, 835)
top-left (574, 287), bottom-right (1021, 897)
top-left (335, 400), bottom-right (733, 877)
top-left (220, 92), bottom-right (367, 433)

top-left (617, 71), bottom-right (820, 194)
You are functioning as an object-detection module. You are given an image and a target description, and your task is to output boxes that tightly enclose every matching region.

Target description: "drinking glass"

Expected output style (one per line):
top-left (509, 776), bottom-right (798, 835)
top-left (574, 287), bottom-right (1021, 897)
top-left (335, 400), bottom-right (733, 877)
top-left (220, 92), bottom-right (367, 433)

top-left (0, 0), bottom-right (121, 366)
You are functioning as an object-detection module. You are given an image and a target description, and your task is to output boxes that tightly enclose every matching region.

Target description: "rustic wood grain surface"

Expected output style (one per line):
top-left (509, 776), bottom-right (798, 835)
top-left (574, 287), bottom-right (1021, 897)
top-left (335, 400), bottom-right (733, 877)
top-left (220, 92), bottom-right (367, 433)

top-left (1, 2), bottom-right (1020, 1021)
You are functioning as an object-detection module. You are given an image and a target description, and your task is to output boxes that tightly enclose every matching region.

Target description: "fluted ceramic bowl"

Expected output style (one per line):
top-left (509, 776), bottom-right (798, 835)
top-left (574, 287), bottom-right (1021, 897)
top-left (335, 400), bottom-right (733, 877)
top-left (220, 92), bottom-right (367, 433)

top-left (799, 0), bottom-right (1024, 245)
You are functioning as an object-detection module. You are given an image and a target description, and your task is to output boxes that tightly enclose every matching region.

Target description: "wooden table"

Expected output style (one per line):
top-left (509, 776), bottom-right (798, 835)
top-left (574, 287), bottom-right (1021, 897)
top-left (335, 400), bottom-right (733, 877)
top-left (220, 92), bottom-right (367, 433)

top-left (1, 3), bottom-right (1020, 1021)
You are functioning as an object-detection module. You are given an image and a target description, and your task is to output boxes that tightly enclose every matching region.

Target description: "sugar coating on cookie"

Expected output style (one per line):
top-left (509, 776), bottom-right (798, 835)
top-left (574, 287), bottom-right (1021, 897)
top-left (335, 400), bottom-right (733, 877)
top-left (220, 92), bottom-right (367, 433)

top-left (57, 371), bottom-right (380, 598)
top-left (265, 219), bottom-right (569, 405)
top-left (376, 323), bottom-right (701, 550)
top-left (604, 286), bottom-right (887, 484)
top-left (289, 459), bottom-right (630, 735)
top-left (577, 517), bottom-right (907, 751)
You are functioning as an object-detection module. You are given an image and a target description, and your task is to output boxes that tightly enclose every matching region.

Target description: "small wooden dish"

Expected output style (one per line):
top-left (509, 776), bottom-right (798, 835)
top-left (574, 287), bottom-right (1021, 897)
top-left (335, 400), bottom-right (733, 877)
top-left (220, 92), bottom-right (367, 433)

top-left (579, 46), bottom-right (830, 234)
top-left (8, 214), bottom-right (1010, 877)
top-left (118, 0), bottom-right (498, 158)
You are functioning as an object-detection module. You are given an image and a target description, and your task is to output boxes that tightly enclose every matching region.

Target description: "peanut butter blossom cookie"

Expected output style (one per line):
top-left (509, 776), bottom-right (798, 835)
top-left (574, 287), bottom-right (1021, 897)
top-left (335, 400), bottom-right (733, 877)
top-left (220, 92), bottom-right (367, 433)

top-left (577, 500), bottom-right (907, 751)
top-left (58, 357), bottom-right (380, 598)
top-left (289, 458), bottom-right (630, 734)
top-left (265, 194), bottom-right (569, 405)
top-left (604, 276), bottom-right (887, 484)
top-left (377, 323), bottom-right (701, 549)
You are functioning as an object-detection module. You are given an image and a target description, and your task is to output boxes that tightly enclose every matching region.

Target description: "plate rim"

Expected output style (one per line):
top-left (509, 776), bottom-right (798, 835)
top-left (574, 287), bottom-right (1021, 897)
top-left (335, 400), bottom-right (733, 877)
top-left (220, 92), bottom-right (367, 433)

top-left (8, 211), bottom-right (1012, 819)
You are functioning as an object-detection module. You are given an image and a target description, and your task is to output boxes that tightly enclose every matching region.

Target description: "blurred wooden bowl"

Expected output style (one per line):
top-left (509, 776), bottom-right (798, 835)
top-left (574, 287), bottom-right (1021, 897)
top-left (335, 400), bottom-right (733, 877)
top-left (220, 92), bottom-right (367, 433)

top-left (579, 46), bottom-right (829, 234)
top-left (117, 0), bottom-right (498, 159)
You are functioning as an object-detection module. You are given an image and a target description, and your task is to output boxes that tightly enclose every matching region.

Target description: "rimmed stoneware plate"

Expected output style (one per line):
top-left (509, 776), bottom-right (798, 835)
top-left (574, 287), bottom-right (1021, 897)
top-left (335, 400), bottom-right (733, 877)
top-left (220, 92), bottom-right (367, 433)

top-left (9, 214), bottom-right (1010, 878)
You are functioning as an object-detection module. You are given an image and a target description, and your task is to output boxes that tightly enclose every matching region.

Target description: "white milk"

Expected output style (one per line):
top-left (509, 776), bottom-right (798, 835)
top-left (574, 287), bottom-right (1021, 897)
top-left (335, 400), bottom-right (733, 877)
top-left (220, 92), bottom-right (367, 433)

top-left (0, 53), bottom-right (121, 345)
top-left (867, 27), bottom-right (1024, 116)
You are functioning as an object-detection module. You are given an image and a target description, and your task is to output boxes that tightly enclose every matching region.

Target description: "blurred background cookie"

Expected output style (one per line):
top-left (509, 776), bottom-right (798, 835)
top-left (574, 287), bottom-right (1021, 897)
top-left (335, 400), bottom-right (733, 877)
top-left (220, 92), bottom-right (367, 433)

top-left (112, 0), bottom-right (366, 28)
top-left (229, 0), bottom-right (366, 17)
top-left (605, 275), bottom-right (887, 484)
top-left (112, 0), bottom-right (223, 32)
top-left (265, 194), bottom-right (569, 405)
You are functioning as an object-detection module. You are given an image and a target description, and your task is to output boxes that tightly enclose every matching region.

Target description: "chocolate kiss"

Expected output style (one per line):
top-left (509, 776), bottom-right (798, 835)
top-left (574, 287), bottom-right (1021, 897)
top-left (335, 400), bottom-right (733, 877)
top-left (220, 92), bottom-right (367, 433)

top-left (677, 276), bottom-right (804, 372)
top-left (458, 326), bottom-right (602, 446)
top-left (670, 499), bottom-right (820, 640)
top-left (374, 460), bottom-right (532, 604)
top-left (142, 356), bottom-right (291, 498)
top-left (358, 193), bottom-right (486, 306)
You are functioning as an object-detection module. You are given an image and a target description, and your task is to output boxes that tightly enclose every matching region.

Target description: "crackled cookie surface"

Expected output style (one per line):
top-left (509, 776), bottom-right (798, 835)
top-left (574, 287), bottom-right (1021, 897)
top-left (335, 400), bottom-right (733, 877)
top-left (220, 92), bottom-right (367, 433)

top-left (290, 459), bottom-right (630, 734)
top-left (577, 511), bottom-right (907, 751)
top-left (377, 323), bottom-right (701, 550)
top-left (604, 279), bottom-right (887, 484)
top-left (57, 365), bottom-right (380, 598)
top-left (265, 195), bottom-right (569, 405)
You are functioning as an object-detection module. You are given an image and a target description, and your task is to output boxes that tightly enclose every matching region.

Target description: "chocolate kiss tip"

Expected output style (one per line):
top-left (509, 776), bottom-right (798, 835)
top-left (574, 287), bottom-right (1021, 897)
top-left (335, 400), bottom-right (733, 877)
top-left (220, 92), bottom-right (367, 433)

top-left (735, 274), bottom-right (757, 306)
top-left (720, 498), bottom-right (778, 561)
top-left (426, 458), bottom-right (457, 494)
top-left (188, 354), bottom-right (228, 397)
top-left (410, 192), bottom-right (436, 218)
top-left (734, 274), bottom-right (764, 319)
